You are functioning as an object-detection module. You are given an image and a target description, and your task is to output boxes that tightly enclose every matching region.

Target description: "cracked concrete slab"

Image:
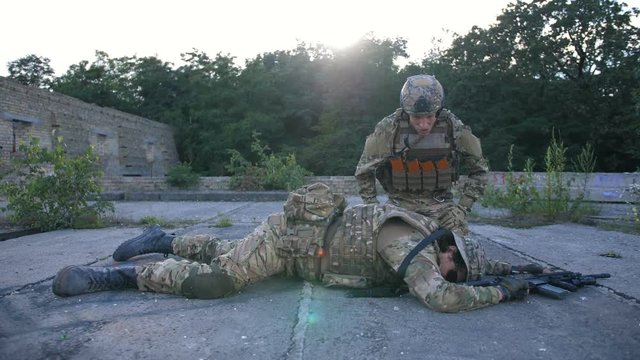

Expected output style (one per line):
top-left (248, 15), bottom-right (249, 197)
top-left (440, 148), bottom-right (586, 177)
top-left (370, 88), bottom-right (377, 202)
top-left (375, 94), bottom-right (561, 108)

top-left (1, 199), bottom-right (639, 360)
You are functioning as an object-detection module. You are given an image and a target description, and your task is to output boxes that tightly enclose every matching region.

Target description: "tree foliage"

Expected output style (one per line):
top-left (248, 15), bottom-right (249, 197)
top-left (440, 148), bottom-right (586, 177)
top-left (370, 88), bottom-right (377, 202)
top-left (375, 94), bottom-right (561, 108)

top-left (6, 1), bottom-right (638, 174)
top-left (7, 54), bottom-right (55, 88)
top-left (430, 0), bottom-right (639, 171)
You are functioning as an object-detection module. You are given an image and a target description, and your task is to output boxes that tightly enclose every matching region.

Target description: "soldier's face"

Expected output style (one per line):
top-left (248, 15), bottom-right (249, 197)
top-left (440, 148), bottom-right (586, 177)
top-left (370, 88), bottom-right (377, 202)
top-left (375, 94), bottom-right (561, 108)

top-left (439, 246), bottom-right (466, 283)
top-left (409, 113), bottom-right (437, 136)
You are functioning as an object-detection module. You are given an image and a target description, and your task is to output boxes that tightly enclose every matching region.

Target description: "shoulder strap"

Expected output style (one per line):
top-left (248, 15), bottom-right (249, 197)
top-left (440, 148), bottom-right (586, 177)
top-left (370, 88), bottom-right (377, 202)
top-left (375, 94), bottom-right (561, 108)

top-left (397, 228), bottom-right (451, 279)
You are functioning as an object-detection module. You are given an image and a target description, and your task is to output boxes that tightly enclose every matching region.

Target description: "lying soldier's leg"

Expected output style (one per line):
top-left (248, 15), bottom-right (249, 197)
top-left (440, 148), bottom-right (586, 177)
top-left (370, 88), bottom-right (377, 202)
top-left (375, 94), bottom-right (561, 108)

top-left (140, 218), bottom-right (287, 297)
top-left (53, 264), bottom-right (139, 297)
top-left (112, 225), bottom-right (175, 261)
top-left (53, 259), bottom-right (237, 299)
top-left (56, 217), bottom-right (287, 299)
top-left (172, 234), bottom-right (237, 263)
top-left (138, 258), bottom-right (235, 299)
top-left (215, 217), bottom-right (287, 289)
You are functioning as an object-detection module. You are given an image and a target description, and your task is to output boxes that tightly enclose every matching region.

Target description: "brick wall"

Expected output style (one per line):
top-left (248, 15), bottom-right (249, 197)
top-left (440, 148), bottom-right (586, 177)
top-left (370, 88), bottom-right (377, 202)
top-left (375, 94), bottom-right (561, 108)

top-left (0, 77), bottom-right (179, 177)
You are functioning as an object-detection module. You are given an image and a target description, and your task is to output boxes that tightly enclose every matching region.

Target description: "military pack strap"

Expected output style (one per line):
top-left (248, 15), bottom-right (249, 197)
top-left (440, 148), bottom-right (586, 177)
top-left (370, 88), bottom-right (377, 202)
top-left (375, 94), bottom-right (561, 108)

top-left (397, 228), bottom-right (450, 279)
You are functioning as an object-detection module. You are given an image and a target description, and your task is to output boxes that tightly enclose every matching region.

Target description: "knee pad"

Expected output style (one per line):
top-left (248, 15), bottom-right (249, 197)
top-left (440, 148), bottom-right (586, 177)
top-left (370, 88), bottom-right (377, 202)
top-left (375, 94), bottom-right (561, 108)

top-left (181, 269), bottom-right (235, 299)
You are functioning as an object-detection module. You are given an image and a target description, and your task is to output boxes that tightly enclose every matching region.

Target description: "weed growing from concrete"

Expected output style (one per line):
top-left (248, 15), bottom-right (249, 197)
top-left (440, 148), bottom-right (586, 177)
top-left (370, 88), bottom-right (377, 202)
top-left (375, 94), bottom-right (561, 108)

top-left (212, 216), bottom-right (233, 228)
top-left (479, 134), bottom-right (597, 224)
top-left (139, 216), bottom-right (170, 227)
top-left (621, 183), bottom-right (640, 232)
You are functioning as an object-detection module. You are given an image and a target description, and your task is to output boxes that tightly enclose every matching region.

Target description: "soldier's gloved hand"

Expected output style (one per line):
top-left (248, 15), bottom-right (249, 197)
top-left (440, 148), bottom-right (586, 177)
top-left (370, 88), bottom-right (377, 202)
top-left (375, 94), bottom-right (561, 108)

top-left (438, 204), bottom-right (468, 229)
top-left (512, 263), bottom-right (544, 274)
top-left (496, 277), bottom-right (529, 302)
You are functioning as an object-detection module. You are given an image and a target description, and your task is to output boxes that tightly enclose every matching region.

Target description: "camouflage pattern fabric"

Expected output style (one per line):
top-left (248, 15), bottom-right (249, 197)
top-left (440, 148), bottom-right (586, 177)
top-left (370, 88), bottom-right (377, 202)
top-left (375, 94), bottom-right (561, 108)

top-left (134, 193), bottom-right (509, 312)
top-left (137, 217), bottom-right (287, 294)
top-left (172, 234), bottom-right (237, 263)
top-left (403, 259), bottom-right (501, 313)
top-left (137, 258), bottom-right (216, 295)
top-left (284, 182), bottom-right (346, 222)
top-left (453, 233), bottom-right (510, 280)
top-left (485, 259), bottom-right (512, 276)
top-left (400, 75), bottom-right (444, 114)
top-left (355, 108), bottom-right (488, 235)
top-left (375, 218), bottom-right (501, 312)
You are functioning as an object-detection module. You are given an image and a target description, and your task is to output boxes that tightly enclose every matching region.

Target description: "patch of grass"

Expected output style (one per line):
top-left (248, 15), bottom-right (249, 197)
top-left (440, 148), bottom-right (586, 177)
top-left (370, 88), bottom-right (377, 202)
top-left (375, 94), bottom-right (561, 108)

top-left (599, 250), bottom-right (622, 259)
top-left (139, 216), bottom-right (170, 227)
top-left (72, 209), bottom-right (106, 229)
top-left (212, 216), bottom-right (233, 228)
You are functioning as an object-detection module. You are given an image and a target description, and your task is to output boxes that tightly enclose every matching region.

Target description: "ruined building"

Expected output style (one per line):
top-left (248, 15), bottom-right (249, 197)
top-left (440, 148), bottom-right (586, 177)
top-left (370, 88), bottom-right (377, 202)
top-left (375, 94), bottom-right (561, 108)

top-left (0, 77), bottom-right (178, 177)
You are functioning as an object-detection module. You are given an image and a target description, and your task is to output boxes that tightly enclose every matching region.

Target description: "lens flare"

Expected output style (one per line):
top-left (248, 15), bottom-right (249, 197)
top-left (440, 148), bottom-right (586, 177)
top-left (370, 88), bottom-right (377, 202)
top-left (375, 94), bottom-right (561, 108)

top-left (306, 312), bottom-right (319, 325)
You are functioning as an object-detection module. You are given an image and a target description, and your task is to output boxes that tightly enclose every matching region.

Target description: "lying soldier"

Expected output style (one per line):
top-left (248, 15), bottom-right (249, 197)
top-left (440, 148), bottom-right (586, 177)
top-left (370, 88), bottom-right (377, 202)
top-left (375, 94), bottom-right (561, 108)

top-left (53, 183), bottom-right (540, 313)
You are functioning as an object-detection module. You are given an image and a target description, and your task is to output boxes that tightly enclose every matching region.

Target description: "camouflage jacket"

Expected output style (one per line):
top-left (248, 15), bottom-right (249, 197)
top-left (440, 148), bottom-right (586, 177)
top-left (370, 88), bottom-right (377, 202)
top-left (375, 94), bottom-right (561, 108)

top-left (354, 108), bottom-right (489, 211)
top-left (278, 202), bottom-right (510, 312)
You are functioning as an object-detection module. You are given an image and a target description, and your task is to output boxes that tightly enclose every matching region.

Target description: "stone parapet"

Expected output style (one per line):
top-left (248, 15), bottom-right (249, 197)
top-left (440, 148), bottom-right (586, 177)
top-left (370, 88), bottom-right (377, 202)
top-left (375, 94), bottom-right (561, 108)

top-left (98, 172), bottom-right (639, 203)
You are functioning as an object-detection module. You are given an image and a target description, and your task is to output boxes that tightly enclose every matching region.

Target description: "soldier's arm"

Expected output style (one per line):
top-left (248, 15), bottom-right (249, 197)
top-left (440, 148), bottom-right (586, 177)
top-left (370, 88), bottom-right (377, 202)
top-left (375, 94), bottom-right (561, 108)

top-left (355, 158), bottom-right (382, 204)
top-left (404, 258), bottom-right (502, 313)
top-left (454, 118), bottom-right (489, 211)
top-left (355, 114), bottom-right (398, 204)
top-left (484, 259), bottom-right (512, 275)
top-left (354, 135), bottom-right (388, 204)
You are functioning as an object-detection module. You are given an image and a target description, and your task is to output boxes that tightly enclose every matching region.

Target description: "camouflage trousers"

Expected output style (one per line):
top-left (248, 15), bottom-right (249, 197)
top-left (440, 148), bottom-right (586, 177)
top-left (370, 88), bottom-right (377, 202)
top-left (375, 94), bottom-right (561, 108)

top-left (135, 220), bottom-right (286, 296)
top-left (388, 198), bottom-right (470, 235)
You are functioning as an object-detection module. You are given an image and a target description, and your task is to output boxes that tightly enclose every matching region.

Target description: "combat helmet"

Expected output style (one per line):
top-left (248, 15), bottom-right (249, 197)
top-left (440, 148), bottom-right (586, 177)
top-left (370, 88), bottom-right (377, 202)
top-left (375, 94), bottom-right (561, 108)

top-left (452, 232), bottom-right (486, 281)
top-left (400, 74), bottom-right (444, 115)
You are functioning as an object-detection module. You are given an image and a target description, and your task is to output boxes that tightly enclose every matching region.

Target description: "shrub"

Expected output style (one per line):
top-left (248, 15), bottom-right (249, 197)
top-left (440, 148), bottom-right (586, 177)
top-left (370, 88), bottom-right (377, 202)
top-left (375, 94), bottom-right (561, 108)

top-left (0, 136), bottom-right (113, 231)
top-left (480, 136), bottom-right (598, 223)
top-left (165, 162), bottom-right (200, 188)
top-left (226, 132), bottom-right (311, 191)
top-left (213, 215), bottom-right (233, 228)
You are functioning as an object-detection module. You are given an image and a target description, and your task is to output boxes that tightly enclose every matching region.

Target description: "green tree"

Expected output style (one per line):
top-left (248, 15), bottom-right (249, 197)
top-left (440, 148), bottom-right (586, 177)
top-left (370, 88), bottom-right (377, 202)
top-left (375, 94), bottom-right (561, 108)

top-left (7, 54), bottom-right (55, 88)
top-left (171, 50), bottom-right (242, 175)
top-left (52, 51), bottom-right (139, 113)
top-left (426, 0), bottom-right (639, 172)
top-left (128, 56), bottom-right (179, 121)
top-left (301, 36), bottom-right (408, 175)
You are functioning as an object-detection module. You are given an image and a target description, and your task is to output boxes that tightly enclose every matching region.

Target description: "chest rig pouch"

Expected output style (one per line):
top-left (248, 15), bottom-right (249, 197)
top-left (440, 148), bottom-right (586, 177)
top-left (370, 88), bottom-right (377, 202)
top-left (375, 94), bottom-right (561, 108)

top-left (387, 117), bottom-right (457, 193)
top-left (276, 182), bottom-right (346, 258)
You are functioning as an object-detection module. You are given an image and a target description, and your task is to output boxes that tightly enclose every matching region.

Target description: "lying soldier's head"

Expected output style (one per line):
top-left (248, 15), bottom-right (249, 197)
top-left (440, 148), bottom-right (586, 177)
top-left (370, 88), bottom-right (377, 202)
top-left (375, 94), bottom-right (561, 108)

top-left (436, 229), bottom-right (487, 283)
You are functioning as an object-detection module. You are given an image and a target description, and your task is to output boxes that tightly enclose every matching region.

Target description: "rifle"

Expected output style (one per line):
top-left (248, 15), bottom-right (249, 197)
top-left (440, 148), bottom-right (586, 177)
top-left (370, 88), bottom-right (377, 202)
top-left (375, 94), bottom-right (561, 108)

top-left (345, 271), bottom-right (610, 299)
top-left (466, 271), bottom-right (611, 299)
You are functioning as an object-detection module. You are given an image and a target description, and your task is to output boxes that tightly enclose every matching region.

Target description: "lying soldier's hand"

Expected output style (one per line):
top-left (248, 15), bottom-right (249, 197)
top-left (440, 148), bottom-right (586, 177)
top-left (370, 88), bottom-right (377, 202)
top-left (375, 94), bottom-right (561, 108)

top-left (496, 277), bottom-right (529, 302)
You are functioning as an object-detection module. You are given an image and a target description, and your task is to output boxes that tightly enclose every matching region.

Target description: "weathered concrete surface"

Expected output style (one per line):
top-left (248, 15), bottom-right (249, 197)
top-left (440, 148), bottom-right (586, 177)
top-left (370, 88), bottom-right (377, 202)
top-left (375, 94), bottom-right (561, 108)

top-left (1, 199), bottom-right (639, 360)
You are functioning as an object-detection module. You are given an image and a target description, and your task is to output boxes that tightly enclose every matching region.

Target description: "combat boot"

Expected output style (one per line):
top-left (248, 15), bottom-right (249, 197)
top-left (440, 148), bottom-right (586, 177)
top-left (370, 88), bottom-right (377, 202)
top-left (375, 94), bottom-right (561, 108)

top-left (52, 265), bottom-right (138, 297)
top-left (112, 224), bottom-right (175, 261)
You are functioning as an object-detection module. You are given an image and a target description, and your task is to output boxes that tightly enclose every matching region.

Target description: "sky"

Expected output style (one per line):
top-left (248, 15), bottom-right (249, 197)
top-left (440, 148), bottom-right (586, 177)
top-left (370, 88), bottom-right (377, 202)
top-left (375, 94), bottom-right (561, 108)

top-left (2, 0), bottom-right (639, 76)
